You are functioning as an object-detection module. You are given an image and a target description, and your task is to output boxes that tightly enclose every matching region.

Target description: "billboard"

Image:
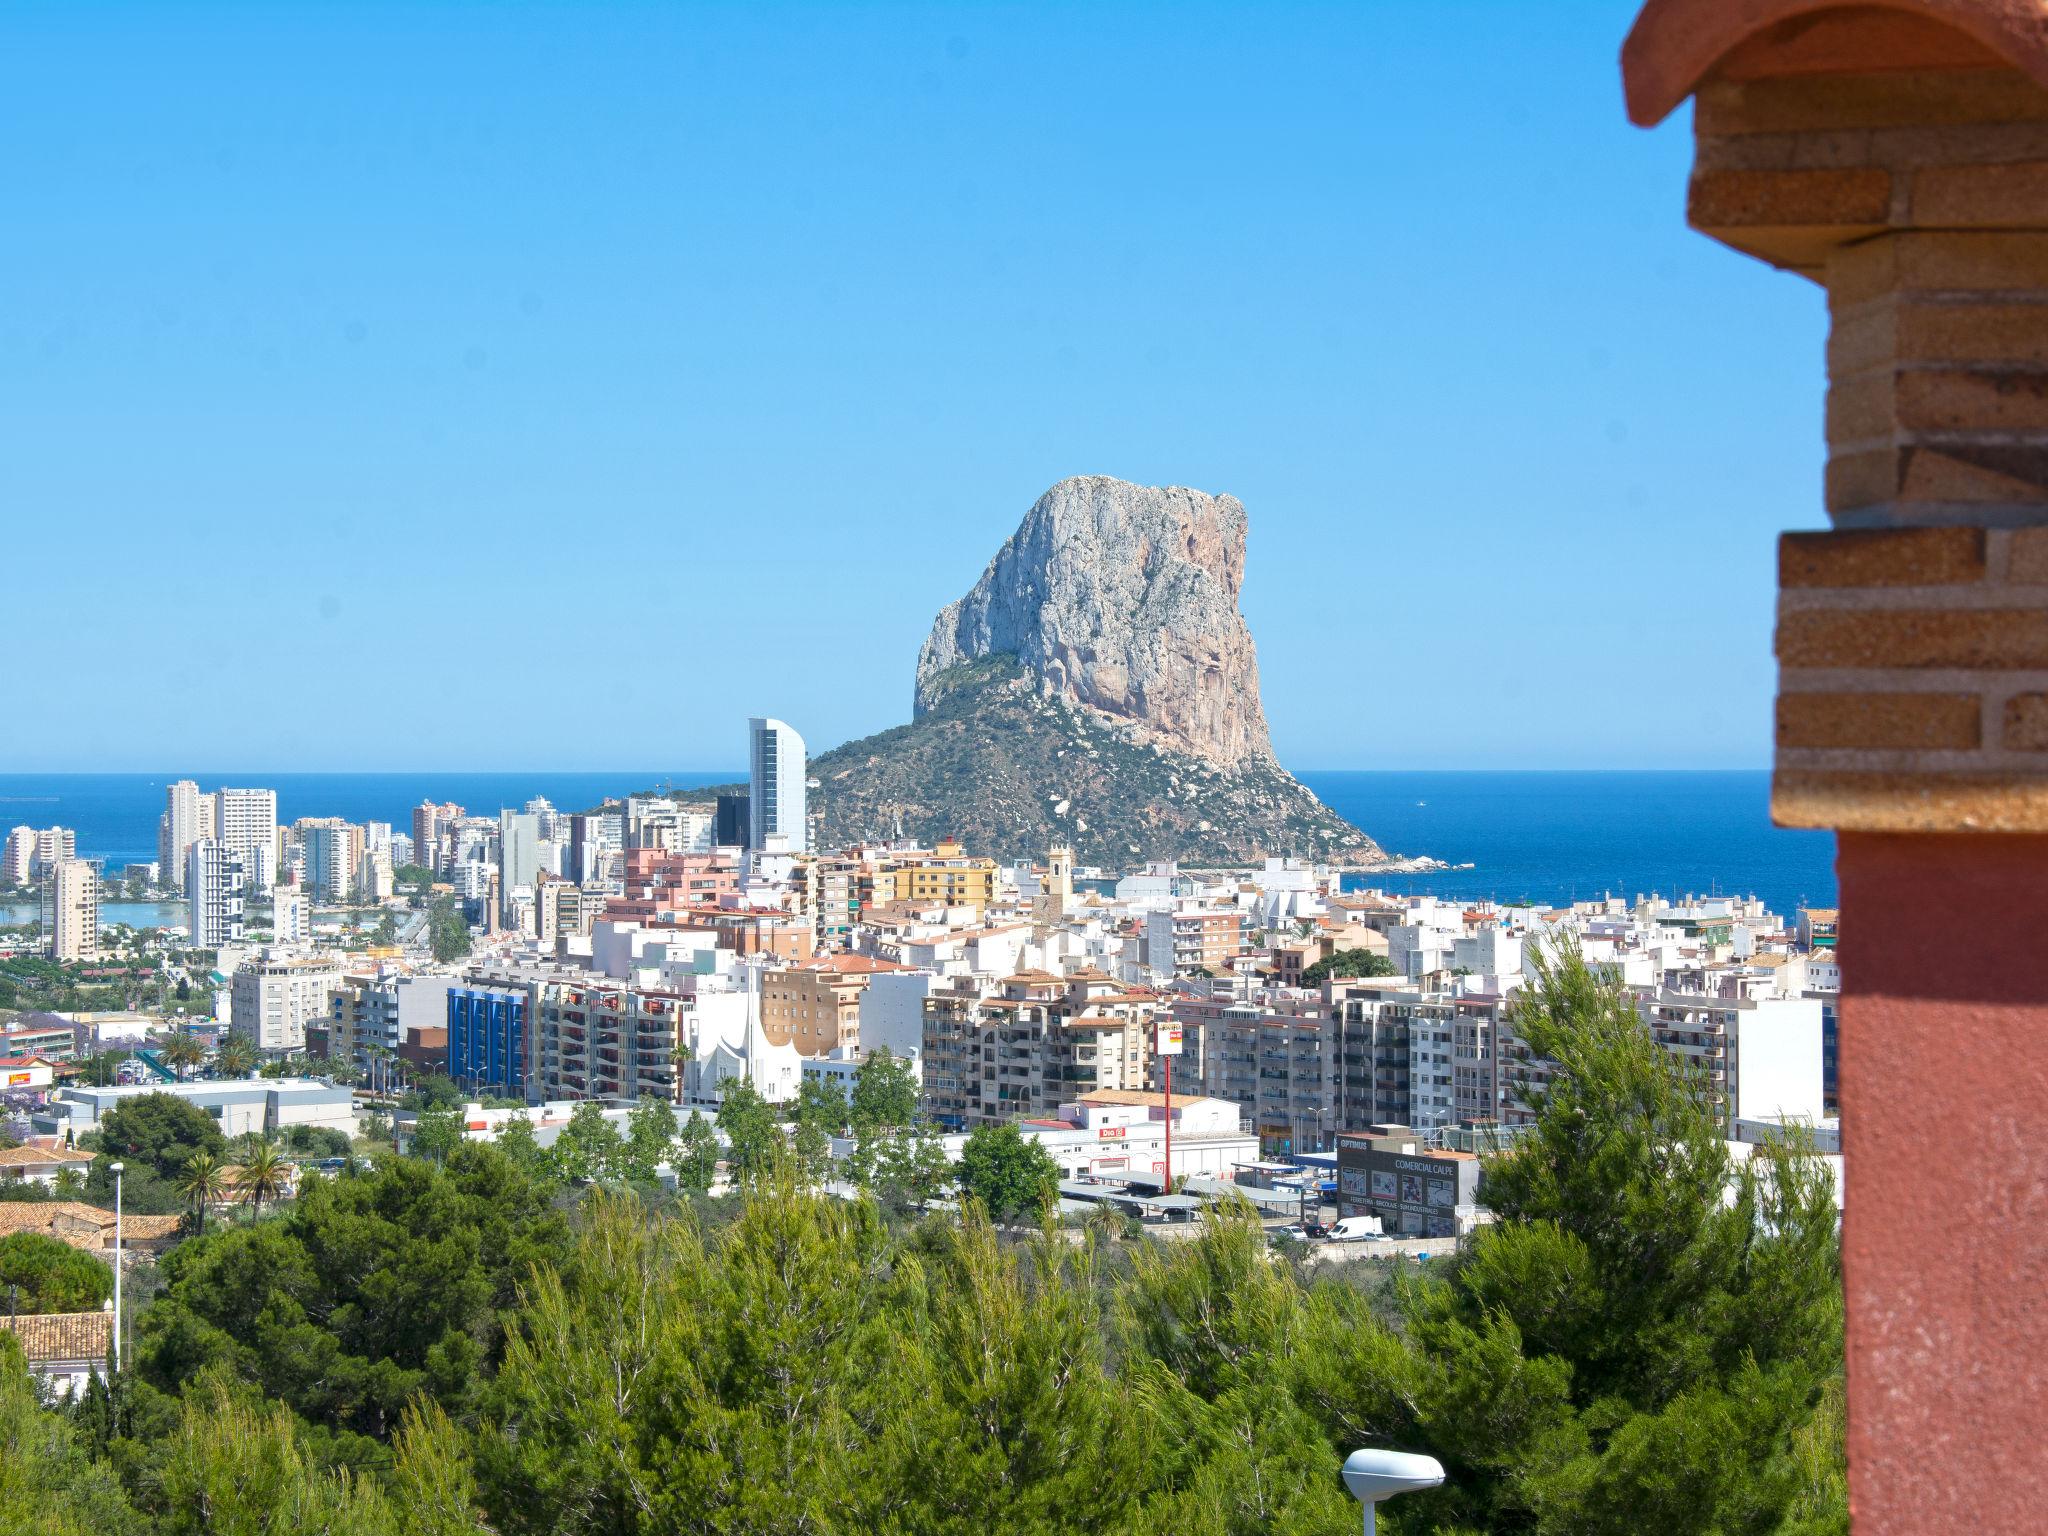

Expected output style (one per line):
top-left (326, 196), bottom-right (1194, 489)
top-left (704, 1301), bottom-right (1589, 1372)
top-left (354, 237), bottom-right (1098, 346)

top-left (1154, 1023), bottom-right (1183, 1057)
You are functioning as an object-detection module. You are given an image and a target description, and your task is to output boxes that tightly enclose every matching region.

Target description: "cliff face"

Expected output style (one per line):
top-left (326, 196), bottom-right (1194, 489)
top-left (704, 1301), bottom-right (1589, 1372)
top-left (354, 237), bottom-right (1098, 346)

top-left (915, 476), bottom-right (1272, 770)
top-left (805, 476), bottom-right (1383, 867)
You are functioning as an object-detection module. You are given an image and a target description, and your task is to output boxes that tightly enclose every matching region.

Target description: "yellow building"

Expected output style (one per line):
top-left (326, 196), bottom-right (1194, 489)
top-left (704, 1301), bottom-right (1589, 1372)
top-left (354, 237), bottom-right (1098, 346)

top-left (867, 838), bottom-right (996, 912)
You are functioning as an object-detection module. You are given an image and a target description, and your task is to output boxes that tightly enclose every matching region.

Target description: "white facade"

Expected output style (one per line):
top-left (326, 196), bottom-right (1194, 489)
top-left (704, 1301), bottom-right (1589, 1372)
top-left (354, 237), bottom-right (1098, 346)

top-left (212, 788), bottom-right (279, 892)
top-left (1642, 991), bottom-right (1826, 1130)
top-left (1027, 1094), bottom-right (1258, 1185)
top-left (158, 779), bottom-right (212, 894)
top-left (38, 1078), bottom-right (354, 1139)
top-left (272, 885), bottom-right (311, 945)
top-left (230, 955), bottom-right (342, 1053)
top-left (499, 810), bottom-right (540, 922)
top-left (4, 826), bottom-right (74, 886)
top-left (186, 839), bottom-right (247, 949)
top-left (1, 827), bottom-right (30, 886)
top-left (40, 859), bottom-right (97, 961)
top-left (298, 820), bottom-right (360, 901)
top-left (859, 969), bottom-right (935, 1064)
top-left (748, 716), bottom-right (807, 853)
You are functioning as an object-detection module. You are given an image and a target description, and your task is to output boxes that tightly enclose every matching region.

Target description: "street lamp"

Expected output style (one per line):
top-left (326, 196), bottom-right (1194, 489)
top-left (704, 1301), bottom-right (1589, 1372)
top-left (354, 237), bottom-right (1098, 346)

top-left (1341, 1448), bottom-right (1444, 1535)
top-left (109, 1160), bottom-right (124, 1377)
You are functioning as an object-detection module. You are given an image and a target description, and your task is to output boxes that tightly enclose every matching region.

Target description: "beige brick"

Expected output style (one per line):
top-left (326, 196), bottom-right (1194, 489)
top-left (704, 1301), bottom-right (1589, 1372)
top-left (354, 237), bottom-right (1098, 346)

top-left (1896, 302), bottom-right (2048, 367)
top-left (1913, 161), bottom-right (2048, 227)
top-left (1690, 167), bottom-right (1891, 228)
top-left (1828, 232), bottom-right (2048, 307)
top-left (1828, 442), bottom-right (2048, 512)
top-left (1780, 527), bottom-right (1985, 588)
top-left (1772, 769), bottom-right (2048, 833)
top-left (1696, 69), bottom-right (2048, 136)
top-left (1831, 299), bottom-right (2048, 377)
top-left (1824, 370), bottom-right (1899, 444)
top-left (1827, 302), bottom-right (1900, 377)
top-left (2012, 528), bottom-right (2048, 583)
top-left (1777, 608), bottom-right (2048, 669)
top-left (1895, 366), bottom-right (2048, 433)
top-left (1776, 691), bottom-right (1981, 750)
top-left (2007, 693), bottom-right (2048, 750)
top-left (1826, 447), bottom-right (1903, 512)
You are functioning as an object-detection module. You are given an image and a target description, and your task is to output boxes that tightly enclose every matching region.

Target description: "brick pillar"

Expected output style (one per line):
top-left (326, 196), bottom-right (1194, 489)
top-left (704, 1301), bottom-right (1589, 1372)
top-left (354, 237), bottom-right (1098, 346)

top-left (1635, 20), bottom-right (2048, 1533)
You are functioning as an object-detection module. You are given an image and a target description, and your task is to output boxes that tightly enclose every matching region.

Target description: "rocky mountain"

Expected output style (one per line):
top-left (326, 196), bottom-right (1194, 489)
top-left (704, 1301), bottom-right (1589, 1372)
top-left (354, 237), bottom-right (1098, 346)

top-left (915, 477), bottom-right (1270, 769)
top-left (804, 476), bottom-right (1383, 867)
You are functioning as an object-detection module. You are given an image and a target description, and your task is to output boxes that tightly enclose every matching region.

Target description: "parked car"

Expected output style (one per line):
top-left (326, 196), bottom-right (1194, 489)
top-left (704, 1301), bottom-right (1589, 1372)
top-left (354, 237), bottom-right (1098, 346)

top-left (1327, 1215), bottom-right (1385, 1242)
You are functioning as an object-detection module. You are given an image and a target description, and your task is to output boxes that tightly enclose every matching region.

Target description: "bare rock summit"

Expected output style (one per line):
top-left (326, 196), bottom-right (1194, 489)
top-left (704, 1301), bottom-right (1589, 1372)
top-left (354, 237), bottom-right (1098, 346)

top-left (798, 476), bottom-right (1384, 867)
top-left (915, 476), bottom-right (1272, 769)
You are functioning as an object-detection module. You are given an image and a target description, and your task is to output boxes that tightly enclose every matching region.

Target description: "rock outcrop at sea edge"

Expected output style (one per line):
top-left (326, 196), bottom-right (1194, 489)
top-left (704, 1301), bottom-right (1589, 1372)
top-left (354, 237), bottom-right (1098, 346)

top-left (806, 476), bottom-right (1383, 867)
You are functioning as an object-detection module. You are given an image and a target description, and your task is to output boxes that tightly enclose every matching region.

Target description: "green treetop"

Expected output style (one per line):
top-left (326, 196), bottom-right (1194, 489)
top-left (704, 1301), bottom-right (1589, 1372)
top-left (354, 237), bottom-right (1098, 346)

top-left (957, 1121), bottom-right (1060, 1223)
top-left (1298, 948), bottom-right (1399, 985)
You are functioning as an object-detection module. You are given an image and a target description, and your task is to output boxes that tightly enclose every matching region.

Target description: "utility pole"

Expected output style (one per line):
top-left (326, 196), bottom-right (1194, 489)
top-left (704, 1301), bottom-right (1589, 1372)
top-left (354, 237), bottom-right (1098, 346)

top-left (110, 1162), bottom-right (124, 1375)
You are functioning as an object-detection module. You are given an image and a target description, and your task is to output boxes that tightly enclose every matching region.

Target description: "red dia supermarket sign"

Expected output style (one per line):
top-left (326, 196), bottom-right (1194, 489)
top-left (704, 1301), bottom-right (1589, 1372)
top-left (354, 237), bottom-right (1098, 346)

top-left (1155, 1023), bottom-right (1183, 1057)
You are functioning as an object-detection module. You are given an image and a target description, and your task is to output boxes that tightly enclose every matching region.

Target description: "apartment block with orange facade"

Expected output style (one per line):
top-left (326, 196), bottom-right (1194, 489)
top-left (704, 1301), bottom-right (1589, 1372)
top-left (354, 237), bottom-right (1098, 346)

top-left (758, 951), bottom-right (912, 1056)
top-left (920, 968), bottom-right (1163, 1130)
top-left (1143, 905), bottom-right (1254, 977)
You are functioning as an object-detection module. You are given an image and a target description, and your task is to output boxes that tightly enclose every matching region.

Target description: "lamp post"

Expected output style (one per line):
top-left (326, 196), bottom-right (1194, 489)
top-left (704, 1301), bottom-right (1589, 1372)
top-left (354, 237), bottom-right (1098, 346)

top-left (1341, 1448), bottom-right (1443, 1536)
top-left (109, 1160), bottom-right (124, 1377)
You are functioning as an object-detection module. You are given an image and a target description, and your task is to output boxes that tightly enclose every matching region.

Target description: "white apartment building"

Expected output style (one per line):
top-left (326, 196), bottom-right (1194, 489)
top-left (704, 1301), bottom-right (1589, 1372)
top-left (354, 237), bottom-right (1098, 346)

top-left (1, 827), bottom-right (31, 886)
top-left (230, 954), bottom-right (343, 1053)
top-left (296, 819), bottom-right (361, 902)
top-left (211, 788), bottom-right (279, 892)
top-left (748, 716), bottom-right (807, 853)
top-left (921, 970), bottom-right (1162, 1131)
top-left (272, 885), bottom-right (311, 945)
top-left (1143, 904), bottom-right (1252, 977)
top-left (158, 779), bottom-right (213, 894)
top-left (4, 826), bottom-right (75, 886)
top-left (185, 839), bottom-right (246, 949)
top-left (1639, 990), bottom-right (1826, 1131)
top-left (40, 859), bottom-right (98, 961)
top-left (498, 810), bottom-right (540, 924)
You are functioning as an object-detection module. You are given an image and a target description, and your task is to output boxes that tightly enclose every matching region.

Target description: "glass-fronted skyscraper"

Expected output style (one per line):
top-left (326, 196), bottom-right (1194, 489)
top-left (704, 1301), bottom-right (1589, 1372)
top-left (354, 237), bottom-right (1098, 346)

top-left (748, 717), bottom-right (807, 853)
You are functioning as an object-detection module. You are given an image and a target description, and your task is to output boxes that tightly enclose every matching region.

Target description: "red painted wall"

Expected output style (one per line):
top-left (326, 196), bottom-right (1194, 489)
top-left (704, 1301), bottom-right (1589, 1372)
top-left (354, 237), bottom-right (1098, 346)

top-left (1837, 832), bottom-right (2048, 1532)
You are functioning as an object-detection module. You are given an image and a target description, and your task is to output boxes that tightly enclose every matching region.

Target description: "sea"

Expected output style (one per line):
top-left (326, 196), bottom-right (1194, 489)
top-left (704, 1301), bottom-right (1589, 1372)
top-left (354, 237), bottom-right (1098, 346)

top-left (0, 768), bottom-right (1836, 925)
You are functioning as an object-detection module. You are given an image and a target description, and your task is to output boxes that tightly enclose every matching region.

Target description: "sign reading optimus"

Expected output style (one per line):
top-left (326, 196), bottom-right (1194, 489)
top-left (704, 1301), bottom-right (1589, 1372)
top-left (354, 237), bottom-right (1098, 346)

top-left (1154, 1023), bottom-right (1183, 1057)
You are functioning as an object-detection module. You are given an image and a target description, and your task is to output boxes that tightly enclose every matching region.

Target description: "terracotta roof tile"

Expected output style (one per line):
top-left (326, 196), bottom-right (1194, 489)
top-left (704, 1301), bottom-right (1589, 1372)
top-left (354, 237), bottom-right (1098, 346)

top-left (0, 1310), bottom-right (110, 1364)
top-left (0, 1145), bottom-right (94, 1168)
top-left (1622, 0), bottom-right (2048, 127)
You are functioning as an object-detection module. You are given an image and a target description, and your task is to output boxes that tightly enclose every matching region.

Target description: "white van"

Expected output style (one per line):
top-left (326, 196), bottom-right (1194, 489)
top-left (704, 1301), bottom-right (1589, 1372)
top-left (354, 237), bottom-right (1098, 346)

top-left (1326, 1215), bottom-right (1384, 1242)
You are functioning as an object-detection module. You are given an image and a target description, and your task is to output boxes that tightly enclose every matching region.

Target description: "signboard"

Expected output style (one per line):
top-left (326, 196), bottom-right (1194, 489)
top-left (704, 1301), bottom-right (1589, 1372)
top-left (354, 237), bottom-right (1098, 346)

top-left (1154, 1023), bottom-right (1183, 1057)
top-left (5, 1073), bottom-right (28, 1087)
top-left (1098, 1125), bottom-right (1126, 1141)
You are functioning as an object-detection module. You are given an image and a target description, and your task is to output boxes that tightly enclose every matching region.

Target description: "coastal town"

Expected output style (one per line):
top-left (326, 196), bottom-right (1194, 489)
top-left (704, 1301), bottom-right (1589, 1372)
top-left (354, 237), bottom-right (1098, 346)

top-left (0, 715), bottom-right (1843, 1401)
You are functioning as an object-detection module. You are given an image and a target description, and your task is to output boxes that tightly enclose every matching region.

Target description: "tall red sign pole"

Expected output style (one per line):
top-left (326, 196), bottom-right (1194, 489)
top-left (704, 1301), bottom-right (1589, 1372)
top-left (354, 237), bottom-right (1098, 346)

top-left (1156, 1022), bottom-right (1182, 1194)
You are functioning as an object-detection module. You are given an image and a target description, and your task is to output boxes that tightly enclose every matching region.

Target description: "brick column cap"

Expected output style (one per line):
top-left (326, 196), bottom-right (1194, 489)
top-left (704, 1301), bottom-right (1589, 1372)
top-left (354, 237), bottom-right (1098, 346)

top-left (1622, 0), bottom-right (2048, 127)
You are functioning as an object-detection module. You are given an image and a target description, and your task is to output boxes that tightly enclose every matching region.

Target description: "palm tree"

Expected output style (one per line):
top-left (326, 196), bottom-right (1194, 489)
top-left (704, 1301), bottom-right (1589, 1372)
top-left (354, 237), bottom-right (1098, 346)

top-left (236, 1139), bottom-right (291, 1218)
top-left (176, 1150), bottom-right (228, 1234)
top-left (215, 1035), bottom-right (257, 1080)
top-left (159, 1034), bottom-right (205, 1082)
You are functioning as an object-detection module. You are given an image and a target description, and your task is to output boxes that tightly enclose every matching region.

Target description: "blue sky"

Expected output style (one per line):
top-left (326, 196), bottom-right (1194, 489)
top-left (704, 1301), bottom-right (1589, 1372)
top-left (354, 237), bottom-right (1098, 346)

top-left (1, 1), bottom-right (1824, 772)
